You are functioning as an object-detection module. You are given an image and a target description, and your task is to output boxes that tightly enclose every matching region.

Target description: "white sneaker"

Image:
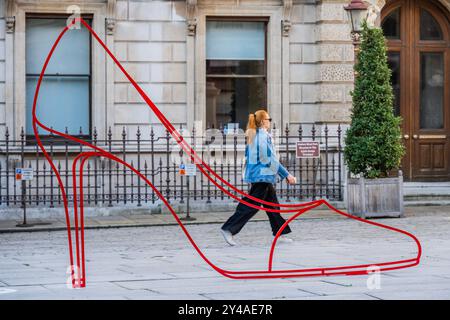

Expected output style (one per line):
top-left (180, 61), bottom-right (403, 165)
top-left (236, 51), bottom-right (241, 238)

top-left (221, 229), bottom-right (238, 246)
top-left (277, 235), bottom-right (294, 243)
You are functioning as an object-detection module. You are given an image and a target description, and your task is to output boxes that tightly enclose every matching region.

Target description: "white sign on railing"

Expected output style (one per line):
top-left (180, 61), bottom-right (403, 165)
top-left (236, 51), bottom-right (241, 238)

top-left (15, 168), bottom-right (34, 181)
top-left (179, 164), bottom-right (197, 176)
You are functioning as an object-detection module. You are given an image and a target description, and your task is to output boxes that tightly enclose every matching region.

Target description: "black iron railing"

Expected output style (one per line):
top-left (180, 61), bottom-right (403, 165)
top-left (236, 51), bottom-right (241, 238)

top-left (0, 123), bottom-right (344, 208)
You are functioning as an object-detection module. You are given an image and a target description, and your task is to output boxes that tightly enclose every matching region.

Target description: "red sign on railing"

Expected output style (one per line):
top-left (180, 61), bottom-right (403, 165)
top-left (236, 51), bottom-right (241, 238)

top-left (296, 141), bottom-right (320, 158)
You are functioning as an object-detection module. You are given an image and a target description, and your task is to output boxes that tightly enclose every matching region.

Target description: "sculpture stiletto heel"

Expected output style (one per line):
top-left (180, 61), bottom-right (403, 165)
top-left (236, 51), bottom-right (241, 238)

top-left (31, 17), bottom-right (422, 287)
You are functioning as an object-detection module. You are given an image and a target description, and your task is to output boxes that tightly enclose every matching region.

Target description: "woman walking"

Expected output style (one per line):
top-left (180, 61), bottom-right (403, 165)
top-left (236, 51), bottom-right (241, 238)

top-left (221, 110), bottom-right (297, 246)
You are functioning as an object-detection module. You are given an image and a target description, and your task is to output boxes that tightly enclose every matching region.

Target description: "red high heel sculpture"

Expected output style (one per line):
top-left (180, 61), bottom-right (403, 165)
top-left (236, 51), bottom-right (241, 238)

top-left (31, 17), bottom-right (421, 288)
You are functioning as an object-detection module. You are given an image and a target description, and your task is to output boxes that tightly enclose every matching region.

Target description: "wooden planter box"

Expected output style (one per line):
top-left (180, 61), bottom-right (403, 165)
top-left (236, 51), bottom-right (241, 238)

top-left (346, 171), bottom-right (404, 218)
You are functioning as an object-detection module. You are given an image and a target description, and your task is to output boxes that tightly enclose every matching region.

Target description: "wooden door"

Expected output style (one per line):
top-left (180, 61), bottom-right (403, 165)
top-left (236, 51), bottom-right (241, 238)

top-left (382, 0), bottom-right (450, 181)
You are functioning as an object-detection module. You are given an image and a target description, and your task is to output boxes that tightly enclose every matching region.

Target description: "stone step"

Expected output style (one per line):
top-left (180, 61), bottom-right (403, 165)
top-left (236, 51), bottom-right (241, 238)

top-left (404, 182), bottom-right (450, 187)
top-left (404, 194), bottom-right (450, 201)
top-left (404, 200), bottom-right (450, 207)
top-left (403, 182), bottom-right (450, 203)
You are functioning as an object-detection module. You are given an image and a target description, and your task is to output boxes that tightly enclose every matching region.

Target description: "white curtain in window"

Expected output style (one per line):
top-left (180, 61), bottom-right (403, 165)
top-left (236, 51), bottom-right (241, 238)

top-left (26, 18), bottom-right (90, 135)
top-left (206, 21), bottom-right (265, 60)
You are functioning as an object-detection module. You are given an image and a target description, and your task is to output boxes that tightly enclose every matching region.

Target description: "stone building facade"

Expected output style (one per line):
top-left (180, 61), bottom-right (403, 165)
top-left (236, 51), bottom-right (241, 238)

top-left (0, 0), bottom-right (363, 139)
top-left (0, 0), bottom-right (449, 183)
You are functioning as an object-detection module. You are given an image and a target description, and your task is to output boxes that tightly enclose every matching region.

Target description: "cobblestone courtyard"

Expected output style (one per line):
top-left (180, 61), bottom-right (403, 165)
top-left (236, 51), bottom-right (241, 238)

top-left (0, 207), bottom-right (449, 300)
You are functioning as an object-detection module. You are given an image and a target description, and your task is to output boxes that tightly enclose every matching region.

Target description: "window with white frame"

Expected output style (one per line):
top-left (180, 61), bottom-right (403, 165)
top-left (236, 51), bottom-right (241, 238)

top-left (25, 16), bottom-right (91, 137)
top-left (206, 19), bottom-right (267, 131)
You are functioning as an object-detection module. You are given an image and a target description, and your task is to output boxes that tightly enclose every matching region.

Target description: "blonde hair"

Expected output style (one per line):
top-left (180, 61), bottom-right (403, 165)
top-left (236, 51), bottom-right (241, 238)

top-left (246, 109), bottom-right (269, 144)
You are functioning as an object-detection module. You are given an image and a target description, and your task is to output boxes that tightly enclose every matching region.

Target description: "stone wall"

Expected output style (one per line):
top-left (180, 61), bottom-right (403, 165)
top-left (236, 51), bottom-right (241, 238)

top-left (0, 1), bottom-right (5, 138)
top-left (289, 0), bottom-right (353, 130)
top-left (6, 0), bottom-right (450, 141)
top-left (112, 0), bottom-right (354, 137)
top-left (113, 1), bottom-right (188, 140)
top-left (0, 0), bottom-right (364, 143)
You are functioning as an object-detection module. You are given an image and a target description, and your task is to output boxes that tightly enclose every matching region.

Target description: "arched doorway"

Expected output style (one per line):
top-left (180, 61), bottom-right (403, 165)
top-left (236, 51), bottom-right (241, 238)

top-left (381, 0), bottom-right (450, 181)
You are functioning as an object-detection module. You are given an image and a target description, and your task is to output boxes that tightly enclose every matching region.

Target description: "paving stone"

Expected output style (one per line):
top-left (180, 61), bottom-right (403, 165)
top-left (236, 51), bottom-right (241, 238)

top-left (366, 288), bottom-right (450, 300)
top-left (0, 207), bottom-right (449, 299)
top-left (202, 288), bottom-right (317, 300)
top-left (0, 285), bottom-right (53, 300)
top-left (301, 293), bottom-right (380, 300)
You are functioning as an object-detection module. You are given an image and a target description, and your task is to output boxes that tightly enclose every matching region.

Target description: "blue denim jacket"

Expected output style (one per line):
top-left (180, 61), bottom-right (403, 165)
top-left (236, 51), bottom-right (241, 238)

top-left (243, 128), bottom-right (289, 184)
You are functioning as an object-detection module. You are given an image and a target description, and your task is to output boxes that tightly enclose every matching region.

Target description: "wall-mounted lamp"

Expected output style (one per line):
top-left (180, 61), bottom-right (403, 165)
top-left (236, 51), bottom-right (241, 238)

top-left (344, 0), bottom-right (369, 44)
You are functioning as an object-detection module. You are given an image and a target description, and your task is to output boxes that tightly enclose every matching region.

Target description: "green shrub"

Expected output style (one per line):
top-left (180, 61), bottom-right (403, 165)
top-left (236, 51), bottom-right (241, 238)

top-left (344, 20), bottom-right (405, 179)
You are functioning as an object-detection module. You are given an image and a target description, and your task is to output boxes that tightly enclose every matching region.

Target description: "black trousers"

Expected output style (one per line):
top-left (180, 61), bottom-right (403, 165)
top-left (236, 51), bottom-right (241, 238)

top-left (221, 182), bottom-right (292, 236)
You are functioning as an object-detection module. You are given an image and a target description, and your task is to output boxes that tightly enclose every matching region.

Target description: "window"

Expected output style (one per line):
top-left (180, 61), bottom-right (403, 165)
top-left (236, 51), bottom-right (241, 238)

top-left (26, 16), bottom-right (91, 137)
top-left (420, 9), bottom-right (443, 41)
top-left (206, 20), bottom-right (267, 131)
top-left (420, 52), bottom-right (444, 129)
top-left (381, 8), bottom-right (400, 40)
top-left (387, 52), bottom-right (401, 117)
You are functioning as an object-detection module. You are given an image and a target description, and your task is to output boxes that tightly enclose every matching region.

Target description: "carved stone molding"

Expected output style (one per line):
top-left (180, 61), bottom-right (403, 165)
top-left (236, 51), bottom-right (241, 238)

top-left (6, 0), bottom-right (16, 33)
top-left (364, 0), bottom-right (386, 27)
top-left (374, 0), bottom-right (386, 9)
top-left (350, 31), bottom-right (361, 45)
top-left (187, 0), bottom-right (197, 36)
top-left (106, 0), bottom-right (116, 35)
top-left (366, 3), bottom-right (381, 27)
top-left (282, 0), bottom-right (293, 37)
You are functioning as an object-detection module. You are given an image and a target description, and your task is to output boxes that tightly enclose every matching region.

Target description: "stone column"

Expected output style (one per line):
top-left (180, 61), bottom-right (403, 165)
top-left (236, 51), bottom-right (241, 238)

top-left (4, 0), bottom-right (15, 138)
top-left (186, 0), bottom-right (197, 132)
top-left (105, 0), bottom-right (116, 138)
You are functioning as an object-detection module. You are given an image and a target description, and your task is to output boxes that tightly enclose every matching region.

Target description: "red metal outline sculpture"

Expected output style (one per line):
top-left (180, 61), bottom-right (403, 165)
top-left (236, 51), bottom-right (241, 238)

top-left (31, 18), bottom-right (421, 288)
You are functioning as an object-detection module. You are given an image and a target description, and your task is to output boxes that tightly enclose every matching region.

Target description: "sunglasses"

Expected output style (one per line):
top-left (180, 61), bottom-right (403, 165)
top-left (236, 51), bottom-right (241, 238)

top-left (265, 118), bottom-right (272, 122)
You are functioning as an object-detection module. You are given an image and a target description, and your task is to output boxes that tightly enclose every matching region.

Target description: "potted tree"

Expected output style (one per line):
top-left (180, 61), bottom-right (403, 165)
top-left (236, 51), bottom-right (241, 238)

top-left (344, 20), bottom-right (405, 218)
